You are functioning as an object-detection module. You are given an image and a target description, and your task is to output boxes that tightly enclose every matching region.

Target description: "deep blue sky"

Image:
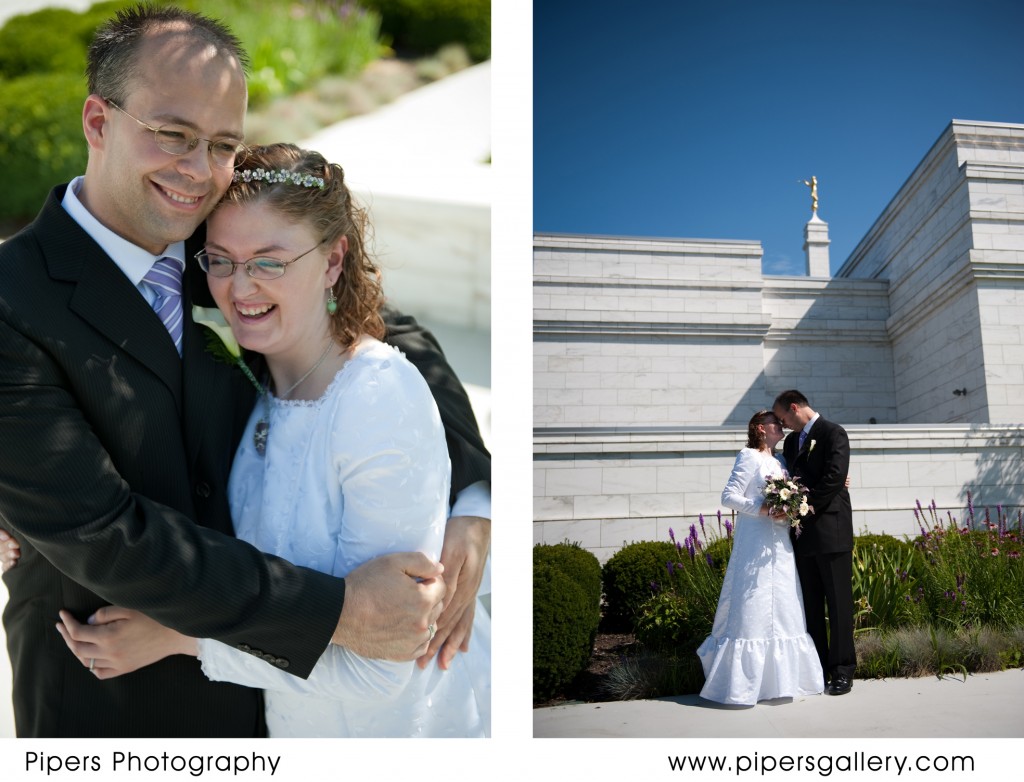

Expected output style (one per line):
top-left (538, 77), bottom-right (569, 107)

top-left (534, 0), bottom-right (1024, 275)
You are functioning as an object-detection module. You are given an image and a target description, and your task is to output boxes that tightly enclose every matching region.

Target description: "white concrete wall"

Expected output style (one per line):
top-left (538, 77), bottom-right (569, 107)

top-left (534, 234), bottom-right (770, 427)
top-left (762, 276), bottom-right (895, 423)
top-left (534, 424), bottom-right (1024, 564)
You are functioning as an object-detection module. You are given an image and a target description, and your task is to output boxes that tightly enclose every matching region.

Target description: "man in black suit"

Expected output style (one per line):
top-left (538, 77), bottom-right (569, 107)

top-left (0, 5), bottom-right (489, 736)
top-left (772, 390), bottom-right (855, 695)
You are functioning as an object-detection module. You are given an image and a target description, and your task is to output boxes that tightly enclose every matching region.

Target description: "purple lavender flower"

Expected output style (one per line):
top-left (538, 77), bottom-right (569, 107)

top-left (699, 514), bottom-right (706, 538)
top-left (685, 537), bottom-right (695, 561)
top-left (666, 561), bottom-right (675, 577)
top-left (967, 490), bottom-right (975, 526)
top-left (725, 519), bottom-right (733, 540)
top-left (669, 527), bottom-right (675, 543)
top-left (705, 551), bottom-right (714, 568)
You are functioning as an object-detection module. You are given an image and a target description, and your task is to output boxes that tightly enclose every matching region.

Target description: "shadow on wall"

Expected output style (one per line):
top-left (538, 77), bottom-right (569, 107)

top-left (961, 429), bottom-right (1024, 514)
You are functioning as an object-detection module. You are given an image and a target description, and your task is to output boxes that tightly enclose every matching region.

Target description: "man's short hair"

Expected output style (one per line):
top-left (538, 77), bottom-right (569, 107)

top-left (774, 389), bottom-right (809, 410)
top-left (86, 3), bottom-right (250, 104)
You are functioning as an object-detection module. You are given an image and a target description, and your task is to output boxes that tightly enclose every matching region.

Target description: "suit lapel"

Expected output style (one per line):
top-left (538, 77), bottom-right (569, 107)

top-left (39, 188), bottom-right (183, 409)
top-left (181, 254), bottom-right (229, 471)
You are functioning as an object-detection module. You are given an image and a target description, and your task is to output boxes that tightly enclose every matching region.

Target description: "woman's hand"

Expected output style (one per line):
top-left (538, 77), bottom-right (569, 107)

top-left (417, 515), bottom-right (490, 671)
top-left (56, 607), bottom-right (197, 680)
top-left (0, 528), bottom-right (20, 572)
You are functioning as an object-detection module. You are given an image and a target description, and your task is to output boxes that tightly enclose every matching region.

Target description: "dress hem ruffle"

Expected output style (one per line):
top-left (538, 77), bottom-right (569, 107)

top-left (696, 633), bottom-right (825, 706)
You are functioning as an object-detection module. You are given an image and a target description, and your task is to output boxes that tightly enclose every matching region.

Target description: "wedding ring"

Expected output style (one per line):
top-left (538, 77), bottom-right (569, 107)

top-left (89, 658), bottom-right (95, 671)
top-left (427, 624), bottom-right (437, 641)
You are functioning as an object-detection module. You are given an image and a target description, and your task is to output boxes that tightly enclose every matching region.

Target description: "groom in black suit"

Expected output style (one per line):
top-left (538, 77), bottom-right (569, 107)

top-left (0, 6), bottom-right (489, 736)
top-left (772, 390), bottom-right (856, 695)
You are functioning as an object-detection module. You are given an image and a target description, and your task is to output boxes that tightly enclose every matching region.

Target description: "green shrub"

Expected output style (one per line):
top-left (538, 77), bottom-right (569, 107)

top-left (0, 9), bottom-right (89, 80)
top-left (634, 591), bottom-right (690, 651)
top-left (601, 540), bottom-right (680, 628)
top-left (362, 0), bottom-right (490, 61)
top-left (533, 541), bottom-right (601, 612)
top-left (215, 0), bottom-right (385, 107)
top-left (0, 73), bottom-right (88, 223)
top-left (533, 562), bottom-right (595, 702)
top-left (851, 533), bottom-right (925, 632)
top-left (912, 500), bottom-right (1024, 630)
top-left (703, 536), bottom-right (733, 576)
top-left (634, 525), bottom-right (729, 652)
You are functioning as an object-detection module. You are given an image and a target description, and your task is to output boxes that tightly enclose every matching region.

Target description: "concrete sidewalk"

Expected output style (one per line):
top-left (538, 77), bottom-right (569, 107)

top-left (534, 668), bottom-right (1024, 738)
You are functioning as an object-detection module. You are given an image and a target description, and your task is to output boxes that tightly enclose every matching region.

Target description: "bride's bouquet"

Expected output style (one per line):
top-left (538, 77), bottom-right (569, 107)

top-left (763, 473), bottom-right (813, 537)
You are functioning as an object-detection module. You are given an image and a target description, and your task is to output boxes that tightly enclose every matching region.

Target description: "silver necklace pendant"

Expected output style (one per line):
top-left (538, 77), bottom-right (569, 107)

top-left (254, 418), bottom-right (269, 456)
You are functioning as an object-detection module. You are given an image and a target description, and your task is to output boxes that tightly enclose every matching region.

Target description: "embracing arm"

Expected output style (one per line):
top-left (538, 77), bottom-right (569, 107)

top-left (0, 315), bottom-right (345, 677)
top-left (382, 306), bottom-right (492, 668)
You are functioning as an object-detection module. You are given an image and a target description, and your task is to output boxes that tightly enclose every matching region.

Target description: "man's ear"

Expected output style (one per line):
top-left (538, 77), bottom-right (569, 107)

top-left (82, 95), bottom-right (110, 152)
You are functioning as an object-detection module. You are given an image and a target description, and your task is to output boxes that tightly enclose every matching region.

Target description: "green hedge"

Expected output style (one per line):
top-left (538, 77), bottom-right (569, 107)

top-left (0, 9), bottom-right (90, 80)
top-left (0, 73), bottom-right (88, 223)
top-left (533, 541), bottom-right (602, 610)
top-left (361, 0), bottom-right (490, 61)
top-left (533, 562), bottom-right (595, 702)
top-left (601, 540), bottom-right (680, 628)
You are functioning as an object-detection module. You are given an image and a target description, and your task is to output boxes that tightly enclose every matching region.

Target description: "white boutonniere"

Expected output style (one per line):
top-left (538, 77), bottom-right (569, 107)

top-left (192, 306), bottom-right (262, 394)
top-left (809, 439), bottom-right (817, 453)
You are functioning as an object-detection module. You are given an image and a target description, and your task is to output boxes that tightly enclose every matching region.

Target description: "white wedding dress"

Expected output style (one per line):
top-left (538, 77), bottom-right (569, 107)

top-left (696, 447), bottom-right (823, 705)
top-left (196, 339), bottom-right (490, 737)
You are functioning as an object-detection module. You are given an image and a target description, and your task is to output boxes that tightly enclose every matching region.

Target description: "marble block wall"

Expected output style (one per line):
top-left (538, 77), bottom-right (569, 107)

top-left (534, 234), bottom-right (770, 427)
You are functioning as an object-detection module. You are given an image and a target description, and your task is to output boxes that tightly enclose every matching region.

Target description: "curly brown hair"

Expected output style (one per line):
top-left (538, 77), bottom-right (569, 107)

top-left (219, 143), bottom-right (385, 350)
top-left (746, 409), bottom-right (779, 450)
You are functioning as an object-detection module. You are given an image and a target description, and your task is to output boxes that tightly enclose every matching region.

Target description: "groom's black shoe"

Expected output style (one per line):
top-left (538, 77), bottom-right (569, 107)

top-left (827, 675), bottom-right (852, 696)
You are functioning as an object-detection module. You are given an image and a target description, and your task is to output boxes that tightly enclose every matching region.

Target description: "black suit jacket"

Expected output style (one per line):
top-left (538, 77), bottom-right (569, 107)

top-left (782, 416), bottom-right (853, 556)
top-left (0, 185), bottom-right (490, 736)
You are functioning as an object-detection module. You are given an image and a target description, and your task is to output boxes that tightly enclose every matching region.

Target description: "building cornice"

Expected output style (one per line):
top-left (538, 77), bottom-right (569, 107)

top-left (533, 320), bottom-right (771, 339)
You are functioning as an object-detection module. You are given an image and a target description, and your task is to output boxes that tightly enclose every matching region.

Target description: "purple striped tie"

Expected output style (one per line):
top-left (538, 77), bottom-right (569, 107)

top-left (143, 256), bottom-right (185, 354)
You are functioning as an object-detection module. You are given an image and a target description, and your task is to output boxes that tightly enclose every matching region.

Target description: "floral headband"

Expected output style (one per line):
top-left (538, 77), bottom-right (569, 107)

top-left (232, 168), bottom-right (325, 189)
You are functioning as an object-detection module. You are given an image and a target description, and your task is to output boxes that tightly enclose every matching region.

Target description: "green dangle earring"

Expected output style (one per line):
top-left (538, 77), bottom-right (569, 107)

top-left (326, 287), bottom-right (338, 314)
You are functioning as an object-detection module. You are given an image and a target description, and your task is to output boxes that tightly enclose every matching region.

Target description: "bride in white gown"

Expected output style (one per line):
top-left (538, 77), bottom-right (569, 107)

top-left (696, 410), bottom-right (822, 705)
top-left (54, 144), bottom-right (489, 736)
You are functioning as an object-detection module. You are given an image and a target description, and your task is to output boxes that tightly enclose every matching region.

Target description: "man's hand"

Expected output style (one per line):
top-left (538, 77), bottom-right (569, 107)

top-left (332, 551), bottom-right (445, 660)
top-left (0, 528), bottom-right (20, 572)
top-left (56, 606), bottom-right (197, 679)
top-left (417, 516), bottom-right (490, 670)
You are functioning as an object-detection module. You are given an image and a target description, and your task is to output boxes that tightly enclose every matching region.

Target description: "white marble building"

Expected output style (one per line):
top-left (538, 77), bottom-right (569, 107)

top-left (534, 119), bottom-right (1024, 562)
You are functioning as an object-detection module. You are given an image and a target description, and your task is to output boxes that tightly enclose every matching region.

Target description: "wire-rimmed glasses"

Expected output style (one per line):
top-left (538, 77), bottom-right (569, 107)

top-left (195, 241), bottom-right (326, 280)
top-left (104, 98), bottom-right (248, 168)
